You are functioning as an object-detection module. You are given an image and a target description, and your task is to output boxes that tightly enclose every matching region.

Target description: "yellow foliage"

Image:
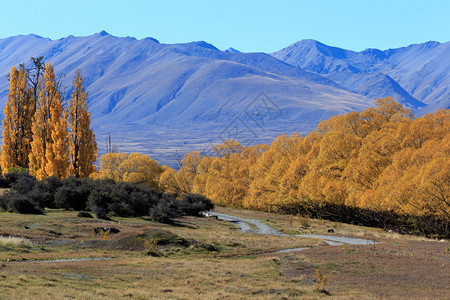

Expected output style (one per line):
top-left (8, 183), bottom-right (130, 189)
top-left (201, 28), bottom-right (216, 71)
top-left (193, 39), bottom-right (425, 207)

top-left (29, 63), bottom-right (68, 179)
top-left (161, 99), bottom-right (448, 222)
top-left (1, 65), bottom-right (34, 173)
top-left (68, 71), bottom-right (97, 177)
top-left (97, 152), bottom-right (163, 189)
top-left (120, 153), bottom-right (163, 189)
top-left (314, 269), bottom-right (328, 290)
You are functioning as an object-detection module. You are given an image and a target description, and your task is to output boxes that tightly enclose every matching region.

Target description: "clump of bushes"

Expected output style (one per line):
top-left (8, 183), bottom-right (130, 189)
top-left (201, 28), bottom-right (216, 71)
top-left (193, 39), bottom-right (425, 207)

top-left (0, 190), bottom-right (43, 214)
top-left (150, 198), bottom-right (180, 223)
top-left (0, 172), bottom-right (214, 223)
top-left (0, 172), bottom-right (42, 214)
top-left (177, 193), bottom-right (214, 217)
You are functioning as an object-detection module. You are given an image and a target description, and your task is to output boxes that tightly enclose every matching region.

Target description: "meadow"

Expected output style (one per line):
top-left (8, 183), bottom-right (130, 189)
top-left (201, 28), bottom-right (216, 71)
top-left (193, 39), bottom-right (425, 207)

top-left (0, 207), bottom-right (448, 299)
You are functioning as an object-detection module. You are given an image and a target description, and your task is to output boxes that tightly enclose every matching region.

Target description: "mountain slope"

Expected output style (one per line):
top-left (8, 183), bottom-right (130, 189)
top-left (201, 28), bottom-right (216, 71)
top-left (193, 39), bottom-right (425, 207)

top-left (272, 39), bottom-right (449, 113)
top-left (0, 32), bottom-right (372, 165)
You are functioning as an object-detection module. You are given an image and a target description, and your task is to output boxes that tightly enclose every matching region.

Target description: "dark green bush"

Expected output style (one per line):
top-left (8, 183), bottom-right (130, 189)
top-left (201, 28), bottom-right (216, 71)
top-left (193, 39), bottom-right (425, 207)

top-left (178, 193), bottom-right (214, 216)
top-left (88, 179), bottom-right (116, 219)
top-left (150, 198), bottom-right (180, 223)
top-left (0, 174), bottom-right (214, 224)
top-left (4, 172), bottom-right (37, 193)
top-left (12, 175), bottom-right (37, 194)
top-left (0, 190), bottom-right (42, 214)
top-left (54, 185), bottom-right (88, 211)
top-left (0, 174), bottom-right (8, 188)
top-left (32, 176), bottom-right (63, 208)
top-left (54, 177), bottom-right (91, 211)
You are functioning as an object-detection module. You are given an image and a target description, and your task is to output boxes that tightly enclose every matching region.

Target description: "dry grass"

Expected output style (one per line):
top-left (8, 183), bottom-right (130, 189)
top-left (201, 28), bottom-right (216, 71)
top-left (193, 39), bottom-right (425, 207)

top-left (0, 207), bottom-right (448, 299)
top-left (295, 239), bottom-right (450, 299)
top-left (0, 236), bottom-right (33, 247)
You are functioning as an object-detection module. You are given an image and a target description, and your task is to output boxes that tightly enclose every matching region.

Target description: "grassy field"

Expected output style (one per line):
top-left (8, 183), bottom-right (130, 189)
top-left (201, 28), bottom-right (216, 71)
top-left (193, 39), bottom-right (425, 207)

top-left (0, 207), bottom-right (448, 299)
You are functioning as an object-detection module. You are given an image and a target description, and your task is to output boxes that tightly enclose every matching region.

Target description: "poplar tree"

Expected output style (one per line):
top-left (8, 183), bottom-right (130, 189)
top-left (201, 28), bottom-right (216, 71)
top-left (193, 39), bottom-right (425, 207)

top-left (29, 63), bottom-right (69, 179)
top-left (1, 65), bottom-right (34, 173)
top-left (45, 101), bottom-right (70, 179)
top-left (68, 71), bottom-right (97, 177)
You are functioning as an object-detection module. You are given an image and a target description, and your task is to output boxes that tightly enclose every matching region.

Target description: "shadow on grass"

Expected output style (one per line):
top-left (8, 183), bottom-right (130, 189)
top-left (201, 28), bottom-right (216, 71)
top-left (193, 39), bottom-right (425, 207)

top-left (140, 217), bottom-right (197, 229)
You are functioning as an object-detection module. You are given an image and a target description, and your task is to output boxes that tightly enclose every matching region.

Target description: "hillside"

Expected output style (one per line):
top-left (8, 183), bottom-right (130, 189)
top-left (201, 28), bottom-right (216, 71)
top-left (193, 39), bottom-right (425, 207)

top-left (0, 33), bottom-right (447, 165)
top-left (0, 32), bottom-right (372, 165)
top-left (272, 39), bottom-right (449, 113)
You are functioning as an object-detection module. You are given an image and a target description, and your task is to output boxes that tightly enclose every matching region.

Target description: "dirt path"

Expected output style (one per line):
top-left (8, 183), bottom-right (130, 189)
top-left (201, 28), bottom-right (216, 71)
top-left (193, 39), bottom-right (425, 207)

top-left (207, 212), bottom-right (287, 236)
top-left (207, 211), bottom-right (377, 247)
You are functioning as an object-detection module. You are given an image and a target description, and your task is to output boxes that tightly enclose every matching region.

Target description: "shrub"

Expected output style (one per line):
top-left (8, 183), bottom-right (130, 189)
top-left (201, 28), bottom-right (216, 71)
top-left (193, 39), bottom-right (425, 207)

top-left (150, 198), bottom-right (180, 223)
top-left (32, 176), bottom-right (63, 208)
top-left (54, 177), bottom-right (91, 211)
top-left (54, 185), bottom-right (88, 211)
top-left (0, 175), bottom-right (217, 225)
top-left (4, 172), bottom-right (37, 193)
top-left (178, 193), bottom-right (214, 216)
top-left (10, 196), bottom-right (42, 214)
top-left (314, 269), bottom-right (328, 291)
top-left (92, 205), bottom-right (110, 220)
top-left (100, 182), bottom-right (164, 217)
top-left (0, 190), bottom-right (43, 214)
top-left (23, 188), bottom-right (50, 209)
top-left (0, 175), bottom-right (9, 188)
top-left (88, 190), bottom-right (113, 219)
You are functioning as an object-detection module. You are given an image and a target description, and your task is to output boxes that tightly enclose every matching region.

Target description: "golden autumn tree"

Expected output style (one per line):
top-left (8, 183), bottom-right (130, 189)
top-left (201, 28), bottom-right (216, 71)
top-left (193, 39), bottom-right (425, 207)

top-left (172, 151), bottom-right (204, 194)
top-left (0, 67), bottom-right (19, 173)
top-left (1, 65), bottom-right (34, 173)
top-left (119, 153), bottom-right (163, 189)
top-left (343, 127), bottom-right (401, 208)
top-left (97, 152), bottom-right (164, 189)
top-left (158, 99), bottom-right (449, 232)
top-left (29, 63), bottom-right (69, 180)
top-left (45, 108), bottom-right (70, 179)
top-left (96, 152), bottom-right (128, 181)
top-left (247, 137), bottom-right (293, 210)
top-left (68, 71), bottom-right (97, 177)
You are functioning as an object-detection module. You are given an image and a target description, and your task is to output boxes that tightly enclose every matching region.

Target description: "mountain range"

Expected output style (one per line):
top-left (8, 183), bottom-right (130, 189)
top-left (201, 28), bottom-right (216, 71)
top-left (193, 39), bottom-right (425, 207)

top-left (0, 32), bottom-right (448, 165)
top-left (272, 39), bottom-right (449, 113)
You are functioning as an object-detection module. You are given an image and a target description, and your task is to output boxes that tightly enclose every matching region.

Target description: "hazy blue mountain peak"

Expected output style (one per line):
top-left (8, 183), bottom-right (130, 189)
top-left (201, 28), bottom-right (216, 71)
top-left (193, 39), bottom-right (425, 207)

top-left (224, 47), bottom-right (241, 53)
top-left (272, 39), bottom-right (449, 113)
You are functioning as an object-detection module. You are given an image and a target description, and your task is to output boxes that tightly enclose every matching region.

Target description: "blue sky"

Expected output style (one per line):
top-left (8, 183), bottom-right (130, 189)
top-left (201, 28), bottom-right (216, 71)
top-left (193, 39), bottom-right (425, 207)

top-left (0, 0), bottom-right (448, 52)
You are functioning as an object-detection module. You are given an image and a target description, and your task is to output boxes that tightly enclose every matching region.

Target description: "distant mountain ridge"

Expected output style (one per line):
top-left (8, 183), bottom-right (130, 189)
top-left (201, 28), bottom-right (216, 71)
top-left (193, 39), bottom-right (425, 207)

top-left (271, 39), bottom-right (449, 112)
top-left (0, 32), bottom-right (447, 165)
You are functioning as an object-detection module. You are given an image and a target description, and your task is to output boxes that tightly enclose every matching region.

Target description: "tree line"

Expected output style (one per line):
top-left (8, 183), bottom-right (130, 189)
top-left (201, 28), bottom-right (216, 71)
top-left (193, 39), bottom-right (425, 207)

top-left (1, 59), bottom-right (447, 236)
top-left (1, 58), bottom-right (97, 179)
top-left (153, 98), bottom-right (448, 237)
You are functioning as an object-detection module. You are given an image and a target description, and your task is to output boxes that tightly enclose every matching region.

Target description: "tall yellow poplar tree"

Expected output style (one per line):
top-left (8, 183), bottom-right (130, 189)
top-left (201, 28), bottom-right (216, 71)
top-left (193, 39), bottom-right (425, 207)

top-left (29, 63), bottom-right (69, 179)
top-left (68, 71), bottom-right (97, 177)
top-left (1, 65), bottom-right (34, 173)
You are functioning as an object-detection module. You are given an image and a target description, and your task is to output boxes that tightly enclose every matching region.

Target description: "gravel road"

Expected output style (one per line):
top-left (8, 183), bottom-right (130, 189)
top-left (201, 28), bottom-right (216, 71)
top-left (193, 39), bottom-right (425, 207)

top-left (207, 212), bottom-right (287, 236)
top-left (206, 211), bottom-right (377, 246)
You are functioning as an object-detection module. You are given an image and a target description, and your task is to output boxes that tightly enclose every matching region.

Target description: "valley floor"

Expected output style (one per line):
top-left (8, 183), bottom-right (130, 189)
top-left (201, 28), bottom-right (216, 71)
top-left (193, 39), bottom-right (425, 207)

top-left (0, 207), bottom-right (448, 299)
